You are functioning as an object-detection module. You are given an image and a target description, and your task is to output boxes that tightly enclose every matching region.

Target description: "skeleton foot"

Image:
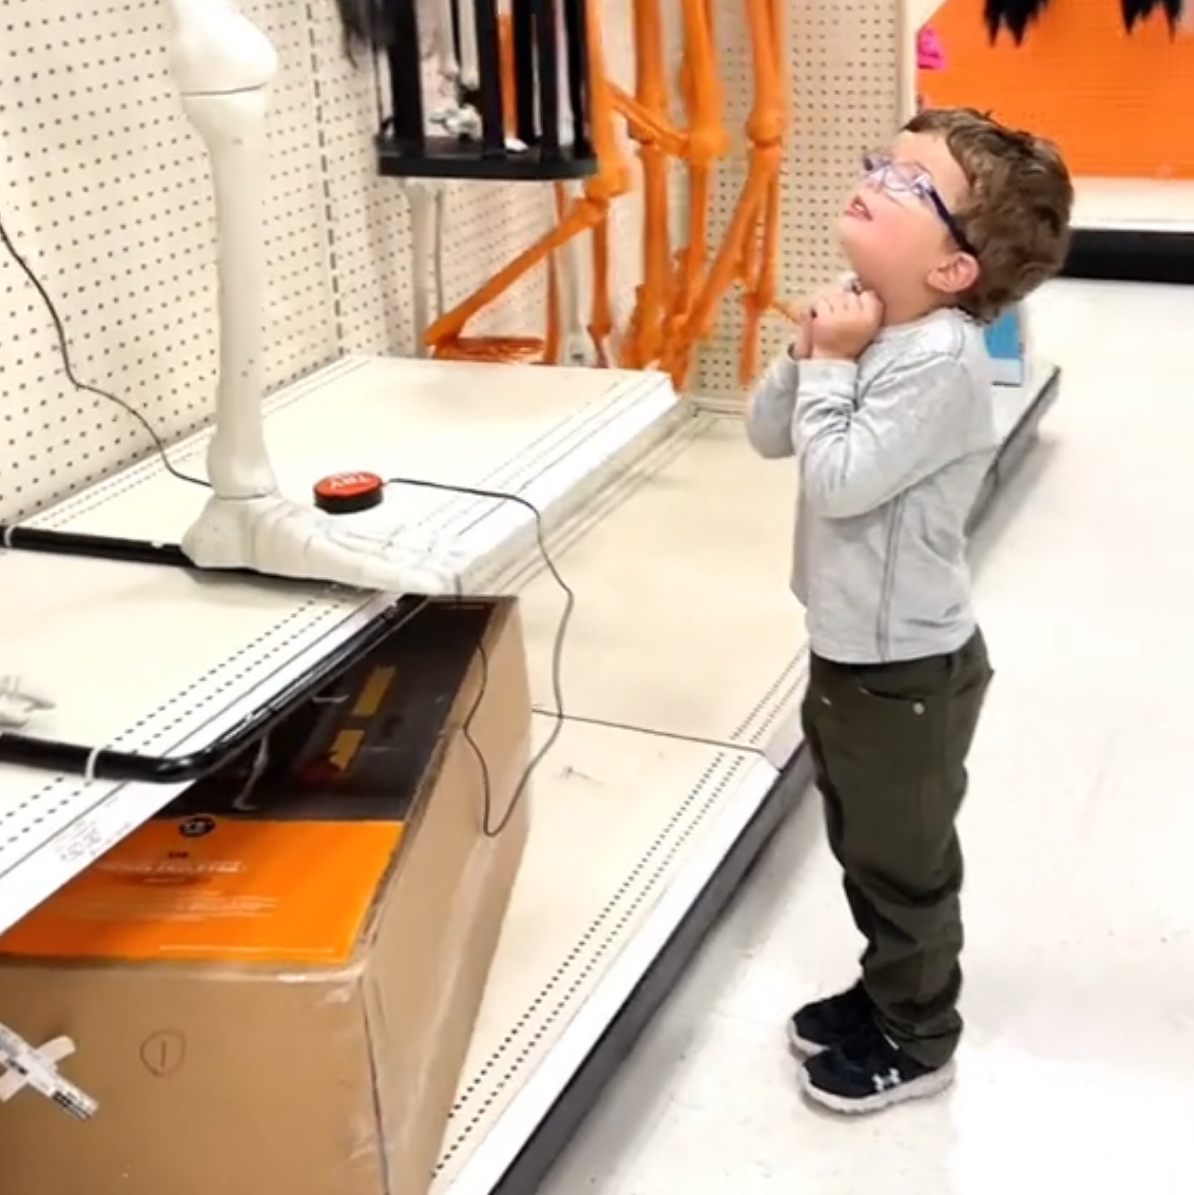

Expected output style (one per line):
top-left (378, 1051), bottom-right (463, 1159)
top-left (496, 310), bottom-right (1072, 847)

top-left (180, 493), bottom-right (469, 593)
top-left (0, 676), bottom-right (55, 730)
top-left (428, 100), bottom-right (483, 140)
top-left (561, 330), bottom-right (597, 365)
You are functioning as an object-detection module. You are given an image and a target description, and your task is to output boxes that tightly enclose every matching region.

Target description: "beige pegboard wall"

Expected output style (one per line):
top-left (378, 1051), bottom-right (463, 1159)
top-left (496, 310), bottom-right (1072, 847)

top-left (694, 0), bottom-right (903, 397)
top-left (0, 0), bottom-right (338, 522)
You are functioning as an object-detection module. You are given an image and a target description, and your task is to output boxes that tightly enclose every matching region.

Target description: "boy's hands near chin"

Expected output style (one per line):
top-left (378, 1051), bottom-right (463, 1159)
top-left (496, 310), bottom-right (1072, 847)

top-left (787, 307), bottom-right (816, 361)
top-left (807, 289), bottom-right (884, 361)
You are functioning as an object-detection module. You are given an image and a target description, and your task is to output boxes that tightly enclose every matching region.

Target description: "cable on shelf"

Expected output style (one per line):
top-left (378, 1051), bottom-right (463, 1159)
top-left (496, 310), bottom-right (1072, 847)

top-left (385, 475), bottom-right (574, 838)
top-left (0, 209), bottom-right (212, 491)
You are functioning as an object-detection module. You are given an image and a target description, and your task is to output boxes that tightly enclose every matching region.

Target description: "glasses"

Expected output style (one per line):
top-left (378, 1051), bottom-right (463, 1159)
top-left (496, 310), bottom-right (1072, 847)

top-left (860, 154), bottom-right (978, 258)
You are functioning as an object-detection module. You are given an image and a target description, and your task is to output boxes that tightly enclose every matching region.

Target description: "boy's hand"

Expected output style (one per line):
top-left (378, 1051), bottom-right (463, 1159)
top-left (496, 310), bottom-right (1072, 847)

top-left (808, 290), bottom-right (884, 360)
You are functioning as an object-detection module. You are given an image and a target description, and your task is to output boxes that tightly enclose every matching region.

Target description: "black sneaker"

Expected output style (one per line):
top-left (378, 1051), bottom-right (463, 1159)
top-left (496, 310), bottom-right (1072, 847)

top-left (787, 981), bottom-right (873, 1057)
top-left (800, 1020), bottom-right (956, 1114)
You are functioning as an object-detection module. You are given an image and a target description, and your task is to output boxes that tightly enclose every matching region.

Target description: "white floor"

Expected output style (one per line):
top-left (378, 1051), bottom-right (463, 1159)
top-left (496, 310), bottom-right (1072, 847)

top-left (534, 278), bottom-right (1194, 1194)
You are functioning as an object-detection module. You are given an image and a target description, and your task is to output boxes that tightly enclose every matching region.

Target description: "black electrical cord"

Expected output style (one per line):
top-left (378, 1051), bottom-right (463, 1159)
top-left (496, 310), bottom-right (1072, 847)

top-left (386, 476), bottom-right (574, 838)
top-left (0, 209), bottom-right (211, 490)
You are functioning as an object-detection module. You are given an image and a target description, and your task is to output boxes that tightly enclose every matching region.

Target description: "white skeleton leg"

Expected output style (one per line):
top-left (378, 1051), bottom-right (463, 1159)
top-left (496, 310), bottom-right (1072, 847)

top-left (457, 0), bottom-right (480, 91)
top-left (558, 182), bottom-right (595, 365)
top-left (163, 0), bottom-right (466, 592)
top-left (434, 0), bottom-right (459, 82)
top-left (403, 180), bottom-right (442, 356)
top-left (167, 0), bottom-right (278, 501)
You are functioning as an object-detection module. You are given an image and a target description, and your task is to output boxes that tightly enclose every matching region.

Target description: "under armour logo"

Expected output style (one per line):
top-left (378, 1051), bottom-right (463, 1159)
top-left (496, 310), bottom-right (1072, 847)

top-left (872, 1068), bottom-right (901, 1093)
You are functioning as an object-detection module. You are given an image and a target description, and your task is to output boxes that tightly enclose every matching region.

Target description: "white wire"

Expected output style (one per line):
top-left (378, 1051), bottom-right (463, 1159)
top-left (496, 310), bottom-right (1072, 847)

top-left (404, 181), bottom-right (436, 357)
top-left (433, 0), bottom-right (459, 81)
top-left (458, 0), bottom-right (479, 90)
top-left (83, 745), bottom-right (102, 784)
top-left (433, 185), bottom-right (448, 320)
top-left (558, 182), bottom-right (590, 364)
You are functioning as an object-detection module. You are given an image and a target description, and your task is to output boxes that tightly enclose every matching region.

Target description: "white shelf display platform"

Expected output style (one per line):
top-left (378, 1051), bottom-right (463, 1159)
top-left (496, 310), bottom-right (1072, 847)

top-left (0, 355), bottom-right (681, 936)
top-left (993, 359), bottom-right (1058, 443)
top-left (512, 415), bottom-right (806, 754)
top-left (1072, 177), bottom-right (1194, 234)
top-left (434, 719), bottom-right (779, 1195)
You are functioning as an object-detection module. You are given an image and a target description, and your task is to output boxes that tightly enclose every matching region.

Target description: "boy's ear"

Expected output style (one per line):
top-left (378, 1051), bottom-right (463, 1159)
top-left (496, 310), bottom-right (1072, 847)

top-left (930, 252), bottom-right (980, 297)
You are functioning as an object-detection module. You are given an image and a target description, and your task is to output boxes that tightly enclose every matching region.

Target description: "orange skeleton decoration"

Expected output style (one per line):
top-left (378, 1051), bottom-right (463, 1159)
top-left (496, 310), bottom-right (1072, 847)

top-left (425, 0), bottom-right (794, 388)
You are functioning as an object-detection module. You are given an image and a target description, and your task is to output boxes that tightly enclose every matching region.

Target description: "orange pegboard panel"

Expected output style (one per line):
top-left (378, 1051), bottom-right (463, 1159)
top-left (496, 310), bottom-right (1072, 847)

top-left (920, 0), bottom-right (1194, 179)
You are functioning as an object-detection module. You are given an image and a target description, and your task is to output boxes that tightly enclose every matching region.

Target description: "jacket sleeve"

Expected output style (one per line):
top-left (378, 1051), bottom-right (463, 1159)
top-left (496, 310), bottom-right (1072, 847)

top-left (744, 350), bottom-right (801, 459)
top-left (792, 351), bottom-right (973, 519)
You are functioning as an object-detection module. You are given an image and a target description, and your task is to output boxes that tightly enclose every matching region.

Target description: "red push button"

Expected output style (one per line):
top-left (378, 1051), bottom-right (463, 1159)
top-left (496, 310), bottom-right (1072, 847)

top-left (313, 471), bottom-right (385, 515)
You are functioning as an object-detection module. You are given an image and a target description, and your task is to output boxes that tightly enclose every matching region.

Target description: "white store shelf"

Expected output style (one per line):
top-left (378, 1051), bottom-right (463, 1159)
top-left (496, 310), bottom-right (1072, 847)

top-left (512, 414), bottom-right (806, 752)
top-left (435, 721), bottom-right (779, 1195)
top-left (993, 359), bottom-right (1058, 442)
top-left (0, 355), bottom-right (681, 937)
top-left (1072, 177), bottom-right (1194, 234)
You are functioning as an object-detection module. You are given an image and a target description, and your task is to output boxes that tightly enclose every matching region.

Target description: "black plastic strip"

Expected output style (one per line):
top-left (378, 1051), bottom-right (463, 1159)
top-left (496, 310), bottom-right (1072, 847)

top-left (474, 0), bottom-right (507, 156)
top-left (1062, 227), bottom-right (1194, 286)
top-left (967, 366), bottom-right (1060, 534)
top-left (532, 0), bottom-right (561, 157)
top-left (0, 526), bottom-right (203, 570)
top-left (559, 0), bottom-right (591, 154)
top-left (377, 139), bottom-right (596, 181)
top-left (383, 0), bottom-right (425, 153)
top-left (511, 0), bottom-right (538, 144)
top-left (0, 598), bottom-right (425, 783)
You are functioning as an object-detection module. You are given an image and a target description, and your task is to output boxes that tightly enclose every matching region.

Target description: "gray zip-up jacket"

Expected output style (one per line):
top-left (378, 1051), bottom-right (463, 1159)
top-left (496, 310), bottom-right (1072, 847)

top-left (746, 308), bottom-right (997, 664)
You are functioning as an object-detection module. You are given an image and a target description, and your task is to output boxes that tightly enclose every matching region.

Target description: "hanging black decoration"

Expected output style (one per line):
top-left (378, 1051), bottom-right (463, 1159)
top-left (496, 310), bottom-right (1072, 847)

top-left (983, 0), bottom-right (1055, 44)
top-left (1122, 0), bottom-right (1184, 32)
top-left (333, 0), bottom-right (386, 59)
top-left (332, 0), bottom-right (598, 182)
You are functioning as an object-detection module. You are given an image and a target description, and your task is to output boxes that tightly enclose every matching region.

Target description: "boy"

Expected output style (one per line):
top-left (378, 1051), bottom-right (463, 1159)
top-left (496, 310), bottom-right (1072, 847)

top-left (746, 107), bottom-right (1072, 1114)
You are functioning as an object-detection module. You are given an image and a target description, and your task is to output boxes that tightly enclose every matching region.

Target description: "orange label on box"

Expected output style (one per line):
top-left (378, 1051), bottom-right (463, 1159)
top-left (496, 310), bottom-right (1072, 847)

top-left (0, 816), bottom-right (404, 966)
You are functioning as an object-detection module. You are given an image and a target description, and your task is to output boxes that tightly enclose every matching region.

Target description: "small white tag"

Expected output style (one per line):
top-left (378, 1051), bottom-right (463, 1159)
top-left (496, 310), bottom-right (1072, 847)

top-left (0, 1026), bottom-right (97, 1120)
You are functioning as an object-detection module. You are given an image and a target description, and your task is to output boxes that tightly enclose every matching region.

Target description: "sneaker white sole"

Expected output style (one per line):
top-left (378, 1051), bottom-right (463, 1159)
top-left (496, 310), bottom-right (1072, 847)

top-left (799, 1059), bottom-right (956, 1115)
top-left (786, 1018), bottom-right (827, 1058)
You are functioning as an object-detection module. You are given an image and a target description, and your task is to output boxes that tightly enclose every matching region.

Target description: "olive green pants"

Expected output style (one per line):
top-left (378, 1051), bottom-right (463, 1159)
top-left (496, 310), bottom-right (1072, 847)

top-left (801, 630), bottom-right (993, 1068)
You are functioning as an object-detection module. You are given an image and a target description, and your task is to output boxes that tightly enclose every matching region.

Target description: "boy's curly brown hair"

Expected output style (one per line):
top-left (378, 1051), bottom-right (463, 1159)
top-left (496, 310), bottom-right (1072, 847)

top-left (905, 107), bottom-right (1074, 323)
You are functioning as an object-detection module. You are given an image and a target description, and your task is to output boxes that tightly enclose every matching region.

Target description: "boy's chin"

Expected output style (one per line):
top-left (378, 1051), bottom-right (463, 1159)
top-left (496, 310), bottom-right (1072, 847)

top-left (836, 223), bottom-right (883, 284)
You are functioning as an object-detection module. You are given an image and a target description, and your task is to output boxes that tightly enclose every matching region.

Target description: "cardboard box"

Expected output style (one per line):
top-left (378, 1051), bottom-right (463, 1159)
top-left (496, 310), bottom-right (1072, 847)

top-left (0, 598), bottom-right (531, 1195)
